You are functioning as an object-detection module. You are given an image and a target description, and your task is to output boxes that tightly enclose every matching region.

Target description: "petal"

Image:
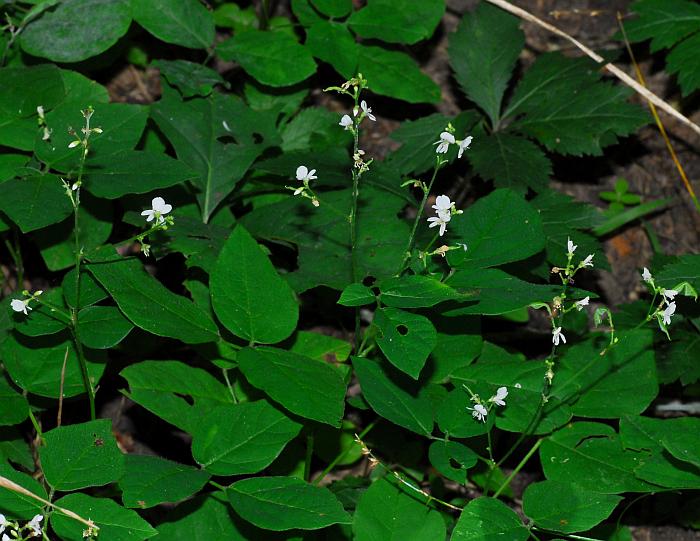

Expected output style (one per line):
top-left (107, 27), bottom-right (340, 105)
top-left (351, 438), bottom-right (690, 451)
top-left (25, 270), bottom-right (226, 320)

top-left (435, 195), bottom-right (451, 209)
top-left (296, 165), bottom-right (308, 180)
top-left (152, 197), bottom-right (165, 210)
top-left (307, 169), bottom-right (317, 179)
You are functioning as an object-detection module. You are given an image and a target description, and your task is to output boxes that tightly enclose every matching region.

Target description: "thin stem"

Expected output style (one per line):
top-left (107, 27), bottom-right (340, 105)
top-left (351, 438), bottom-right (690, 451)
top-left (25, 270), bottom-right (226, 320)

top-left (71, 326), bottom-right (96, 420)
top-left (27, 408), bottom-right (42, 439)
top-left (258, 0), bottom-right (271, 30)
top-left (57, 346), bottom-right (69, 427)
top-left (313, 421), bottom-right (376, 485)
top-left (493, 439), bottom-right (542, 498)
top-left (349, 98), bottom-right (362, 352)
top-left (222, 368), bottom-right (239, 404)
top-left (304, 432), bottom-right (314, 482)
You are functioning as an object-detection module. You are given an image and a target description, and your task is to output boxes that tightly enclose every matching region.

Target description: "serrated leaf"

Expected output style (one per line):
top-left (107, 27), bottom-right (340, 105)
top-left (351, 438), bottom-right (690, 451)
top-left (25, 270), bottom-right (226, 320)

top-left (448, 2), bottom-right (523, 125)
top-left (305, 21), bottom-right (358, 79)
top-left (386, 113), bottom-right (450, 175)
top-left (119, 455), bottom-right (210, 509)
top-left (77, 305), bottom-right (133, 349)
top-left (40, 419), bottom-right (125, 491)
top-left (132, 0), bottom-right (214, 49)
top-left (656, 254), bottom-right (700, 291)
top-left (237, 347), bottom-right (346, 427)
top-left (210, 225), bottom-right (298, 344)
top-left (451, 497), bottom-right (528, 541)
top-left (227, 476), bottom-right (351, 531)
top-left (0, 175), bottom-right (72, 233)
top-left (21, 0), bottom-right (131, 62)
top-left (88, 256), bottom-right (219, 344)
top-left (624, 0), bottom-right (700, 52)
top-left (192, 401), bottom-right (301, 475)
top-left (665, 32), bottom-right (700, 95)
top-left (349, 0), bottom-right (444, 45)
top-left (352, 356), bottom-right (433, 435)
top-left (217, 29), bottom-right (316, 87)
top-left (375, 307), bottom-right (436, 379)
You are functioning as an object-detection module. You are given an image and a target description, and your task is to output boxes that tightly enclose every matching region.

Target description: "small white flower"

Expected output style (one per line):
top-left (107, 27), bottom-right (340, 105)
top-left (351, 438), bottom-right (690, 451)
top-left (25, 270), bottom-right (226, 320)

top-left (552, 326), bottom-right (566, 346)
top-left (0, 513), bottom-right (7, 534)
top-left (222, 120), bottom-right (232, 132)
top-left (456, 136), bottom-right (473, 159)
top-left (662, 288), bottom-right (678, 301)
top-left (514, 383), bottom-right (522, 389)
top-left (27, 514), bottom-right (42, 537)
top-left (489, 386), bottom-right (508, 407)
top-left (567, 237), bottom-right (577, 256)
top-left (360, 100), bottom-right (376, 121)
top-left (36, 105), bottom-right (45, 118)
top-left (581, 254), bottom-right (594, 268)
top-left (10, 298), bottom-right (31, 316)
top-left (427, 211), bottom-right (451, 237)
top-left (575, 296), bottom-right (590, 311)
top-left (432, 194), bottom-right (453, 214)
top-left (339, 114), bottom-right (353, 130)
top-left (434, 131), bottom-right (455, 154)
top-left (140, 196), bottom-right (172, 225)
top-left (642, 267), bottom-right (652, 283)
top-left (68, 140), bottom-right (81, 148)
top-left (662, 302), bottom-right (676, 326)
top-left (296, 165), bottom-right (317, 182)
top-left (2, 534), bottom-right (9, 541)
top-left (470, 403), bottom-right (488, 422)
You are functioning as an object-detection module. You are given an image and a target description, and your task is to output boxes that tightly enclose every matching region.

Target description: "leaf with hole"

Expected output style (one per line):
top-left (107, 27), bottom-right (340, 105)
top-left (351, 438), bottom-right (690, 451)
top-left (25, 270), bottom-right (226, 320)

top-left (375, 307), bottom-right (437, 379)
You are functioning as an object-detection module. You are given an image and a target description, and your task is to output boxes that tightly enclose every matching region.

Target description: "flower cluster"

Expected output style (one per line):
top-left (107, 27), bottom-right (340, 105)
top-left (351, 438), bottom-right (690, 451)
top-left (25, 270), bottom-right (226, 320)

top-left (339, 100), bottom-right (376, 132)
top-left (0, 513), bottom-right (43, 539)
top-left (287, 165), bottom-right (320, 207)
top-left (434, 127), bottom-right (472, 159)
top-left (642, 267), bottom-right (682, 337)
top-left (427, 194), bottom-right (462, 237)
top-left (466, 386), bottom-right (509, 423)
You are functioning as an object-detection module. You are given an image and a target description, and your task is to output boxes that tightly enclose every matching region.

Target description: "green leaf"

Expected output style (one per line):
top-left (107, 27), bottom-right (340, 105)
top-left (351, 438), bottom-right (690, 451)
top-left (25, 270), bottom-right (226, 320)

top-left (0, 464), bottom-right (47, 519)
top-left (52, 493), bottom-right (157, 541)
top-left (523, 480), bottom-right (622, 534)
top-left (288, 331), bottom-right (351, 362)
top-left (375, 307), bottom-right (437, 379)
top-left (156, 493), bottom-right (251, 540)
top-left (428, 440), bottom-right (478, 484)
top-left (62, 268), bottom-right (108, 309)
top-left (1, 333), bottom-right (105, 398)
top-left (305, 21), bottom-right (358, 79)
top-left (217, 29), bottom-right (316, 87)
top-left (11, 288), bottom-right (69, 338)
top-left (592, 198), bottom-right (671, 236)
top-left (436, 388), bottom-right (493, 438)
top-left (666, 32), bottom-right (700, 95)
top-left (354, 476), bottom-right (446, 540)
top-left (77, 305), bottom-right (133, 349)
top-left (153, 59), bottom-right (226, 98)
top-left (0, 153), bottom-right (29, 183)
top-left (192, 401), bottom-right (301, 475)
top-left (448, 189), bottom-right (544, 268)
top-left (0, 175), bottom-right (72, 233)
top-left (0, 376), bottom-right (28, 426)
top-left (468, 133), bottom-right (551, 192)
top-left (227, 476), bottom-right (352, 531)
top-left (425, 315), bottom-right (482, 383)
top-left (349, 0), bottom-right (444, 45)
top-left (119, 455), bottom-right (210, 509)
top-left (386, 113), bottom-right (451, 176)
top-left (88, 256), bottom-right (219, 344)
top-left (378, 275), bottom-right (464, 308)
top-left (357, 45), bottom-right (440, 104)
top-left (624, 0), bottom-right (700, 52)
top-left (237, 347), bottom-right (346, 427)
top-left (132, 0), bottom-right (214, 49)
top-left (448, 2), bottom-right (523, 125)
top-left (451, 497), bottom-right (529, 541)
top-left (310, 0), bottom-right (352, 18)
top-left (280, 107), bottom-right (347, 152)
top-left (338, 283), bottom-right (375, 307)
top-left (40, 419), bottom-right (125, 491)
top-left (21, 0), bottom-right (131, 62)
top-left (86, 150), bottom-right (198, 198)
top-left (120, 361), bottom-right (233, 433)
top-left (656, 254), bottom-right (700, 292)
top-left (352, 356), bottom-right (433, 435)
top-left (210, 225), bottom-right (298, 344)
top-left (621, 415), bottom-right (700, 469)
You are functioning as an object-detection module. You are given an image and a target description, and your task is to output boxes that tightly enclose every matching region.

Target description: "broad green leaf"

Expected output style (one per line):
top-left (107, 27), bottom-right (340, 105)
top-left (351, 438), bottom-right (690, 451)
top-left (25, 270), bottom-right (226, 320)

top-left (352, 356), bottom-right (433, 436)
top-left (349, 0), bottom-right (444, 44)
top-left (152, 86), bottom-right (278, 221)
top-left (77, 305), bottom-right (133, 349)
top-left (52, 493), bottom-right (157, 541)
top-left (227, 476), bottom-right (352, 531)
top-left (305, 21), bottom-right (358, 79)
top-left (62, 267), bottom-right (108, 309)
top-left (357, 45), bottom-right (440, 104)
top-left (237, 347), bottom-right (346, 427)
top-left (1, 333), bottom-right (105, 398)
top-left (448, 2), bottom-right (523, 125)
top-left (314, 420), bottom-right (364, 466)
top-left (468, 132), bottom-right (551, 192)
top-left (447, 189), bottom-right (544, 268)
top-left (40, 419), bottom-right (125, 491)
top-left (354, 476), bottom-right (446, 541)
top-left (0, 427), bottom-right (34, 470)
top-left (425, 315), bottom-right (482, 383)
top-left (386, 113), bottom-right (450, 175)
top-left (120, 361), bottom-right (233, 433)
top-left (0, 464), bottom-right (47, 518)
top-left (523, 480), bottom-right (622, 534)
top-left (192, 401), bottom-right (301, 475)
top-left (0, 154), bottom-right (29, 182)
top-left (280, 107), bottom-right (348, 152)
top-left (11, 288), bottom-right (69, 337)
top-left (338, 283), bottom-right (375, 307)
top-left (310, 0), bottom-right (352, 17)
top-left (375, 307), bottom-right (437, 379)
top-left (428, 441), bottom-right (478, 484)
top-left (0, 376), bottom-right (28, 426)
top-left (624, 0), bottom-right (700, 52)
top-left (288, 331), bottom-right (351, 362)
top-left (86, 150), bottom-right (198, 198)
top-left (21, 0), bottom-right (130, 62)
top-left (210, 225), bottom-right (298, 344)
top-left (0, 175), bottom-right (72, 233)
top-left (451, 497), bottom-right (528, 541)
top-left (656, 331), bottom-right (700, 385)
top-left (153, 59), bottom-right (226, 98)
top-left (540, 422), bottom-right (659, 493)
top-left (378, 275), bottom-right (464, 308)
top-left (119, 455), bottom-right (210, 509)
top-left (88, 256), bottom-right (219, 344)
top-left (132, 0), bottom-right (214, 49)
top-left (217, 29), bottom-right (316, 87)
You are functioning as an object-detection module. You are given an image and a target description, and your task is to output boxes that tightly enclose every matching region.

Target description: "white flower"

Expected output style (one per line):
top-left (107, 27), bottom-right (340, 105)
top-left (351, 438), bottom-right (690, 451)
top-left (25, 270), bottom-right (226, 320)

top-left (360, 100), bottom-right (376, 121)
top-left (296, 165), bottom-right (317, 183)
top-left (141, 197), bottom-right (172, 225)
top-left (27, 514), bottom-right (42, 537)
top-left (662, 302), bottom-right (676, 326)
top-left (457, 136), bottom-right (473, 159)
top-left (662, 288), bottom-right (678, 301)
top-left (567, 237), bottom-right (577, 256)
top-left (432, 194), bottom-right (453, 214)
top-left (2, 534), bottom-right (9, 541)
top-left (434, 131), bottom-right (455, 154)
top-left (642, 267), bottom-right (652, 283)
top-left (68, 140), bottom-right (81, 148)
top-left (581, 254), bottom-right (594, 268)
top-left (36, 105), bottom-right (45, 118)
top-left (427, 212), bottom-right (451, 237)
top-left (339, 114), bottom-right (353, 130)
top-left (470, 403), bottom-right (488, 422)
top-left (514, 383), bottom-right (522, 389)
top-left (489, 386), bottom-right (508, 407)
top-left (0, 513), bottom-right (7, 534)
top-left (10, 298), bottom-right (31, 316)
top-left (575, 296), bottom-right (590, 311)
top-left (552, 327), bottom-right (566, 346)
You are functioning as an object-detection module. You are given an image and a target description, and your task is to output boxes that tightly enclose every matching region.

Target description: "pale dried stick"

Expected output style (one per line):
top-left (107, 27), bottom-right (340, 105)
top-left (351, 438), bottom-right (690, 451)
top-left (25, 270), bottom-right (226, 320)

top-left (484, 0), bottom-right (700, 137)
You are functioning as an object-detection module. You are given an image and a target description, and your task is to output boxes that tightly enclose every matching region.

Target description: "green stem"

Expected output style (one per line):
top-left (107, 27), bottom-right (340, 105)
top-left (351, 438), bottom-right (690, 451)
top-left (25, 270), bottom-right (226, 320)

top-left (222, 368), bottom-right (239, 404)
top-left (259, 0), bottom-right (270, 29)
top-left (4, 230), bottom-right (24, 290)
top-left (209, 480), bottom-right (227, 491)
top-left (304, 431), bottom-right (314, 482)
top-left (27, 408), bottom-right (42, 439)
top-left (71, 324), bottom-right (95, 420)
top-left (493, 439), bottom-right (542, 498)
top-left (349, 100), bottom-right (362, 352)
top-left (313, 421), bottom-right (376, 485)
